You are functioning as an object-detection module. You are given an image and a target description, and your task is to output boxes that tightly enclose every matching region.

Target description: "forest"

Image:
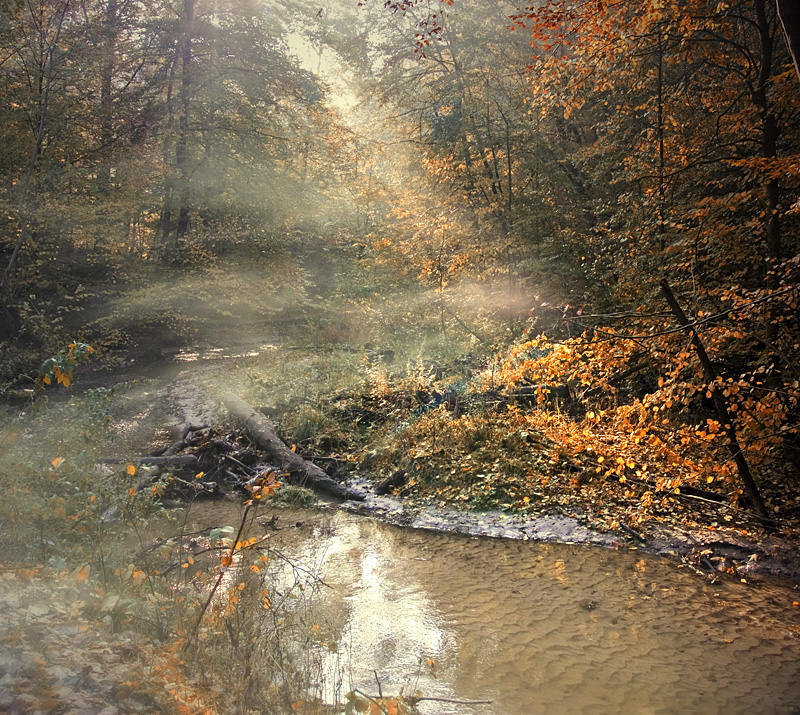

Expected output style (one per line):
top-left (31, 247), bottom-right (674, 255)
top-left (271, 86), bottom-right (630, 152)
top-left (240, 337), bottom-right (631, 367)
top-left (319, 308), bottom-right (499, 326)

top-left (1, 0), bottom-right (800, 712)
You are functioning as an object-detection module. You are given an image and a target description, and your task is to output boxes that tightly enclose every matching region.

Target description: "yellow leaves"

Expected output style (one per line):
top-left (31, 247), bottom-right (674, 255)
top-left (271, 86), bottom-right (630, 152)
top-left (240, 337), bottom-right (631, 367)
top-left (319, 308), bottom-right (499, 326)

top-left (127, 464), bottom-right (136, 476)
top-left (51, 457), bottom-right (64, 469)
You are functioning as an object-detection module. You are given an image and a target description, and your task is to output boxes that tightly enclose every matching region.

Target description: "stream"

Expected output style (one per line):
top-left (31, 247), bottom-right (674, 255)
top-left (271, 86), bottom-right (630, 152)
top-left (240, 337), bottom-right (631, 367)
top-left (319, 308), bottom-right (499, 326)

top-left (168, 502), bottom-right (800, 715)
top-left (100, 342), bottom-right (800, 713)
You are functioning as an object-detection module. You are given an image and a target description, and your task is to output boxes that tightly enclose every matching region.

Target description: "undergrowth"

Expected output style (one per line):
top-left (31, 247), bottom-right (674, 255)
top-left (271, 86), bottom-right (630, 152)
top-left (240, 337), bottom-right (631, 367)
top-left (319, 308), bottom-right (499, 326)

top-left (237, 317), bottom-right (800, 544)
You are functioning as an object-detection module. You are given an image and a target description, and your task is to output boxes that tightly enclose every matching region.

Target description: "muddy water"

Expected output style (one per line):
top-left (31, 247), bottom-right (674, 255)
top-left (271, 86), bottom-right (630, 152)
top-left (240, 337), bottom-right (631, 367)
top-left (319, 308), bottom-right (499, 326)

top-left (193, 506), bottom-right (800, 715)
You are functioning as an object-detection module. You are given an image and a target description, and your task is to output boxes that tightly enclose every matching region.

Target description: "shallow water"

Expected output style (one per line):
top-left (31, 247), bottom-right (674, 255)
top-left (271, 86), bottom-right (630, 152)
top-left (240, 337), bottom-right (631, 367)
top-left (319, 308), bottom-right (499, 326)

top-left (215, 508), bottom-right (800, 715)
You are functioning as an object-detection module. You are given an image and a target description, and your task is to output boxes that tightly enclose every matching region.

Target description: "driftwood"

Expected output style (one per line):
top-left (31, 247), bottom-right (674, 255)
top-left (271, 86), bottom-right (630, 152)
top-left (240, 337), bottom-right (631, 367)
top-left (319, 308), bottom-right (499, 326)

top-left (375, 469), bottom-right (407, 495)
top-left (222, 392), bottom-right (366, 501)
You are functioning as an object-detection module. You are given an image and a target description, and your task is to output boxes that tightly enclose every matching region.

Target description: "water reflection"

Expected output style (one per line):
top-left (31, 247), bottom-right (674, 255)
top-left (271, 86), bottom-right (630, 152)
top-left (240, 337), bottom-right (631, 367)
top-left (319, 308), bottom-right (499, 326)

top-left (280, 513), bottom-right (800, 715)
top-left (171, 505), bottom-right (800, 715)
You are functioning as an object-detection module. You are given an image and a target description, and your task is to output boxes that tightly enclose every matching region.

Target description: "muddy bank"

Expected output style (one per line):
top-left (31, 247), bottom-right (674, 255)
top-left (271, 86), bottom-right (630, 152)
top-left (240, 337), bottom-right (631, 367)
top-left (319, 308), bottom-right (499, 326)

top-left (338, 489), bottom-right (800, 585)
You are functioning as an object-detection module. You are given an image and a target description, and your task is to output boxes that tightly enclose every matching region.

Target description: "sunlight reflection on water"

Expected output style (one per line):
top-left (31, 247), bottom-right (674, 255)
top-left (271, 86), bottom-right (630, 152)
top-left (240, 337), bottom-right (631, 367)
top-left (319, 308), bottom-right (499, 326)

top-left (165, 504), bottom-right (800, 715)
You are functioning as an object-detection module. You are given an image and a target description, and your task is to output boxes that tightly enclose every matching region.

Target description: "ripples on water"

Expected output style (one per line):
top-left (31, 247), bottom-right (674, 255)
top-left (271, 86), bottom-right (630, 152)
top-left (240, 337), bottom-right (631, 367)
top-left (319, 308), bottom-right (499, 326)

top-left (278, 512), bottom-right (800, 715)
top-left (101, 340), bottom-right (800, 713)
top-left (168, 502), bottom-right (800, 715)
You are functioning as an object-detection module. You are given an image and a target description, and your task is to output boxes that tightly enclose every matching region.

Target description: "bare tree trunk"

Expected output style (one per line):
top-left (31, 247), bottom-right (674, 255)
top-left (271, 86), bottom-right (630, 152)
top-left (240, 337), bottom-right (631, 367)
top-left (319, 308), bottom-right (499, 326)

top-left (97, 0), bottom-right (118, 195)
top-left (175, 0), bottom-right (195, 241)
top-left (659, 280), bottom-right (771, 524)
top-left (777, 0), bottom-right (800, 82)
top-left (754, 0), bottom-right (781, 290)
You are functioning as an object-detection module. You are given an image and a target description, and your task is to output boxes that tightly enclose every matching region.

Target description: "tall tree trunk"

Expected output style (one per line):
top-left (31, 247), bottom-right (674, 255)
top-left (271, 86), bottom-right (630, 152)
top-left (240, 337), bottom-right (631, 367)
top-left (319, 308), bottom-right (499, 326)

top-left (753, 0), bottom-right (781, 293)
top-left (97, 0), bottom-right (118, 195)
top-left (161, 39), bottom-right (178, 243)
top-left (175, 0), bottom-right (195, 241)
top-left (499, 107), bottom-right (513, 219)
top-left (656, 29), bottom-right (666, 252)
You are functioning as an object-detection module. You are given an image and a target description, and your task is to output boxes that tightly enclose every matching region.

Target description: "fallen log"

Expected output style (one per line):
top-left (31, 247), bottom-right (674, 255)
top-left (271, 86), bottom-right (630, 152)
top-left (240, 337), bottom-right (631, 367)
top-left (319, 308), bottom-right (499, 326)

top-left (222, 392), bottom-right (366, 501)
top-left (375, 469), bottom-right (407, 495)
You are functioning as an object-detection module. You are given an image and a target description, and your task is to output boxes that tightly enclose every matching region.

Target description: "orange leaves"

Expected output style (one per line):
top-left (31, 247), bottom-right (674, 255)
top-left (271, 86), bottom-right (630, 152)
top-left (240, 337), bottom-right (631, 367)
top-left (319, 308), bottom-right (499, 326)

top-left (150, 642), bottom-right (215, 715)
top-left (344, 691), bottom-right (411, 715)
top-left (245, 469), bottom-right (281, 500)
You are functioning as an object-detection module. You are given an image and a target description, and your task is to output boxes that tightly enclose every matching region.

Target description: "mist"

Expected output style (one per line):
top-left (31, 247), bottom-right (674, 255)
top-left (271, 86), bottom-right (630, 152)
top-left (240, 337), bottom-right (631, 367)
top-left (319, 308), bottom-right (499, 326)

top-left (1, 0), bottom-right (800, 711)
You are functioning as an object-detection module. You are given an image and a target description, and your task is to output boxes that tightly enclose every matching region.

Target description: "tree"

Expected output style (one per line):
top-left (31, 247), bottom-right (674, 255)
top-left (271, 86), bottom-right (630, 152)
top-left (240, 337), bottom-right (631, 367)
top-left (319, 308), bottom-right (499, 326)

top-left (364, 0), bottom-right (800, 520)
top-left (0, 0), bottom-right (355, 295)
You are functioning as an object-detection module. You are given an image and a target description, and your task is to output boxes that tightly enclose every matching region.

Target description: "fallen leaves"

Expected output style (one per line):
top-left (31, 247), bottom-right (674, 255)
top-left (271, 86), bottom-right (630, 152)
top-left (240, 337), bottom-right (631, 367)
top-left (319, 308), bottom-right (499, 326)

top-left (0, 571), bottom-right (186, 714)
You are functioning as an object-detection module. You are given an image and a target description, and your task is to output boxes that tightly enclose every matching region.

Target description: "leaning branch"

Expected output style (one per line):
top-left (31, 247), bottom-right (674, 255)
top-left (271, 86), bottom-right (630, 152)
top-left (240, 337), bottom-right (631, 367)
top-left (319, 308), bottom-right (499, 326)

top-left (659, 279), bottom-right (771, 525)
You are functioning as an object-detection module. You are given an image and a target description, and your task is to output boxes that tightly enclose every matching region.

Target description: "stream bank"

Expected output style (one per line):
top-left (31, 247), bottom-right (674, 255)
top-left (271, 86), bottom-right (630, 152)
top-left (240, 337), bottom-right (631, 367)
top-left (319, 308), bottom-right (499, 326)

top-left (3, 337), bottom-right (800, 715)
top-left (82, 337), bottom-right (800, 586)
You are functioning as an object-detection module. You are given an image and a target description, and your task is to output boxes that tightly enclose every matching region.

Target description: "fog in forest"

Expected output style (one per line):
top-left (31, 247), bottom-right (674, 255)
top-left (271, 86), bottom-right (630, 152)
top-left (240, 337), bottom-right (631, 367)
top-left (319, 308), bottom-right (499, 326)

top-left (1, 0), bottom-right (799, 712)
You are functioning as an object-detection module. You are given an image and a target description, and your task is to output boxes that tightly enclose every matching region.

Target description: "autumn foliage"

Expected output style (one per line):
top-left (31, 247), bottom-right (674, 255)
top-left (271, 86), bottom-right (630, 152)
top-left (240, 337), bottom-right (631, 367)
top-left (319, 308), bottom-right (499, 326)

top-left (353, 0), bottom-right (800, 530)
